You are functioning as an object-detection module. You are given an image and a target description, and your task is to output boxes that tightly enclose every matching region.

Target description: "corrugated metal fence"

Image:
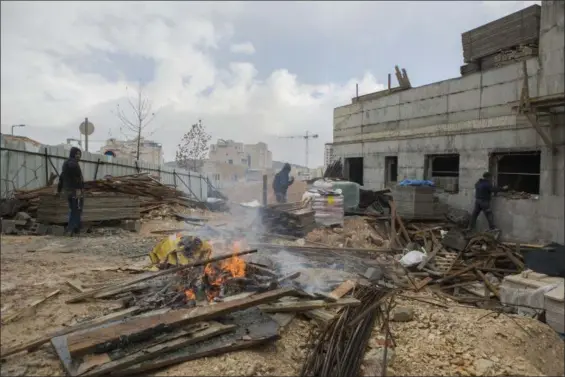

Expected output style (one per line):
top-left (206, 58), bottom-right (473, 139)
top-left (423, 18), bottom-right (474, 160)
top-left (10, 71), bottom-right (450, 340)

top-left (0, 134), bottom-right (208, 201)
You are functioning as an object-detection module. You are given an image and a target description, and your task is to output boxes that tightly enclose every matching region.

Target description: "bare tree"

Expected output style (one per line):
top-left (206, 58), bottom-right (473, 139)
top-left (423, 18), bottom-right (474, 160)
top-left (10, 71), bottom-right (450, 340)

top-left (115, 83), bottom-right (157, 160)
top-left (175, 119), bottom-right (212, 173)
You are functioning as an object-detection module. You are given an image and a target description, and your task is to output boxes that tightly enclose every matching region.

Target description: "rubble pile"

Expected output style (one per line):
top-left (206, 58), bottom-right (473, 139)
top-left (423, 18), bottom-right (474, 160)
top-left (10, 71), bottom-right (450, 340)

top-left (260, 201), bottom-right (316, 238)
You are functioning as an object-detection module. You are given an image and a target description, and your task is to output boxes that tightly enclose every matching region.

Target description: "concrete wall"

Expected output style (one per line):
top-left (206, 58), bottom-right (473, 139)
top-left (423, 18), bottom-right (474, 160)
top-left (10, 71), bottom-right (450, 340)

top-left (332, 0), bottom-right (565, 243)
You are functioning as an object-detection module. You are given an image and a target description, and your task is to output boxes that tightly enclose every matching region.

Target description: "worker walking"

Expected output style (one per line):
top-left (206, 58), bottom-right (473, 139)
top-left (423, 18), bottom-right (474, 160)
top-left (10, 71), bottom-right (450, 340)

top-left (56, 147), bottom-right (84, 236)
top-left (272, 163), bottom-right (294, 203)
top-left (468, 172), bottom-right (507, 231)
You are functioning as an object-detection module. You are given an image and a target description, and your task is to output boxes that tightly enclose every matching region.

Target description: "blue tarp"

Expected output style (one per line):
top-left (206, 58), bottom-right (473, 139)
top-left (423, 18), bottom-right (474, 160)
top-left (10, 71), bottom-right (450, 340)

top-left (398, 179), bottom-right (435, 187)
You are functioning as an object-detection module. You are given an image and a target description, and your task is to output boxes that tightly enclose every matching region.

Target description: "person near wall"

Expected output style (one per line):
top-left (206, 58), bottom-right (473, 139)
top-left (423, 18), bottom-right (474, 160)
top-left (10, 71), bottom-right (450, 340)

top-left (272, 163), bottom-right (294, 203)
top-left (468, 172), bottom-right (508, 231)
top-left (56, 147), bottom-right (84, 236)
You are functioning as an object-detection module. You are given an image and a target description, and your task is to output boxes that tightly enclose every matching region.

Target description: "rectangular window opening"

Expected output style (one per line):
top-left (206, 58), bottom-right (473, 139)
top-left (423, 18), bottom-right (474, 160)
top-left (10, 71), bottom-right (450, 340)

top-left (384, 156), bottom-right (398, 188)
top-left (425, 154), bottom-right (460, 193)
top-left (490, 151), bottom-right (541, 195)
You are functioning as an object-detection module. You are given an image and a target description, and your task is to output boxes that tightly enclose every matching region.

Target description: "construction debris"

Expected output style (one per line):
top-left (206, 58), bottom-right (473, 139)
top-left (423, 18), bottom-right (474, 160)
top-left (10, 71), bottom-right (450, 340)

top-left (260, 202), bottom-right (316, 238)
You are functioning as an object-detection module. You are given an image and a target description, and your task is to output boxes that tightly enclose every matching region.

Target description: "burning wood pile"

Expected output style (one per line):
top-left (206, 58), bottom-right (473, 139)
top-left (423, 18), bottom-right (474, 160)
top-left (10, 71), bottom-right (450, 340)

top-left (1, 240), bottom-right (371, 376)
top-left (12, 173), bottom-right (207, 219)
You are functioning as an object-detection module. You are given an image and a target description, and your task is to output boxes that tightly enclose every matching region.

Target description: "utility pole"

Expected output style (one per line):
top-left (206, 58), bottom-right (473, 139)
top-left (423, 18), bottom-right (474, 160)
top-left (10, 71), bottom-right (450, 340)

top-left (278, 131), bottom-right (319, 168)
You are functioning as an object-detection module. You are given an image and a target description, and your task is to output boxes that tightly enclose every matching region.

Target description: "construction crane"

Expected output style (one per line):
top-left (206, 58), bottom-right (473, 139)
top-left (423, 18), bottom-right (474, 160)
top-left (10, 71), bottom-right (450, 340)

top-left (278, 131), bottom-right (319, 168)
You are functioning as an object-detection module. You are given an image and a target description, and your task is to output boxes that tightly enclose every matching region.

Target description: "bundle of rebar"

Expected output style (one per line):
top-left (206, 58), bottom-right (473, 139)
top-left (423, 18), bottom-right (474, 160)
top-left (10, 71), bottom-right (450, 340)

top-left (300, 285), bottom-right (393, 377)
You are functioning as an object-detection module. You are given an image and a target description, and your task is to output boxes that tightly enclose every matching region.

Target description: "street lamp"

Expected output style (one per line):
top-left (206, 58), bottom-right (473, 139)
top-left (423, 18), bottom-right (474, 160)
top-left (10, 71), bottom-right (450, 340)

top-left (11, 124), bottom-right (25, 135)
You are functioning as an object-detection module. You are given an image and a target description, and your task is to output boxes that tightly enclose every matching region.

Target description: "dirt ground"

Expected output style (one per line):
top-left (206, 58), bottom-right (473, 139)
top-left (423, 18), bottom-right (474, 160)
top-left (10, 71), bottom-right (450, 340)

top-left (1, 219), bottom-right (564, 377)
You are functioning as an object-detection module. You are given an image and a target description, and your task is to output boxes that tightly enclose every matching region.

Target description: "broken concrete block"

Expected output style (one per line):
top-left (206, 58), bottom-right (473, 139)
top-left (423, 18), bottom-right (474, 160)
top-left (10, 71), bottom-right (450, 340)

top-left (1, 220), bottom-right (17, 235)
top-left (120, 220), bottom-right (141, 233)
top-left (441, 230), bottom-right (468, 252)
top-left (50, 225), bottom-right (65, 237)
top-left (363, 267), bottom-right (383, 281)
top-left (14, 212), bottom-right (31, 222)
top-left (391, 306), bottom-right (414, 322)
top-left (31, 223), bottom-right (49, 236)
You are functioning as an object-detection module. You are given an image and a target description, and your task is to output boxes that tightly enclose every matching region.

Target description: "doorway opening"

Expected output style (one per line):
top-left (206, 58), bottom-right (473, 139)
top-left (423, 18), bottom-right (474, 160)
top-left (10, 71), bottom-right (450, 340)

top-left (385, 156), bottom-right (398, 187)
top-left (345, 157), bottom-right (364, 186)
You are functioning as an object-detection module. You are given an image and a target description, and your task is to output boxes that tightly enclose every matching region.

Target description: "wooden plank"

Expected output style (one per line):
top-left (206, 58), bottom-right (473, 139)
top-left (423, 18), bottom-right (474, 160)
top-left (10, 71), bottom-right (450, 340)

top-left (257, 298), bottom-right (360, 313)
top-left (66, 287), bottom-right (296, 358)
top-left (80, 323), bottom-right (235, 377)
top-left (474, 269), bottom-right (501, 300)
top-left (327, 280), bottom-right (356, 301)
top-left (66, 249), bottom-right (258, 303)
top-left (113, 334), bottom-right (278, 377)
top-left (66, 280), bottom-right (85, 293)
top-left (2, 289), bottom-right (60, 324)
top-left (0, 307), bottom-right (142, 358)
top-left (413, 277), bottom-right (433, 292)
top-left (303, 309), bottom-right (335, 326)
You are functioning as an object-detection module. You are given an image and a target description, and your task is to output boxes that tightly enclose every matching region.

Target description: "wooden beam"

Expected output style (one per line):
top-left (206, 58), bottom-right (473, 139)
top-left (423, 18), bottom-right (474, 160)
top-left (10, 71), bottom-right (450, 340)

top-left (524, 112), bottom-right (553, 148)
top-left (0, 307), bottom-right (142, 358)
top-left (112, 334), bottom-right (278, 377)
top-left (80, 323), bottom-right (235, 377)
top-left (327, 280), bottom-right (356, 301)
top-left (66, 287), bottom-right (296, 358)
top-left (257, 298), bottom-right (360, 313)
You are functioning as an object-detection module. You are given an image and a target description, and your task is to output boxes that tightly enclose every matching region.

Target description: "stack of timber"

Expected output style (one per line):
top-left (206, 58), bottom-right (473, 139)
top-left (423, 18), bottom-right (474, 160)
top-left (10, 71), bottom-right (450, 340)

top-left (261, 202), bottom-right (316, 237)
top-left (461, 5), bottom-right (540, 63)
top-left (14, 173), bottom-right (206, 218)
top-left (37, 195), bottom-right (141, 224)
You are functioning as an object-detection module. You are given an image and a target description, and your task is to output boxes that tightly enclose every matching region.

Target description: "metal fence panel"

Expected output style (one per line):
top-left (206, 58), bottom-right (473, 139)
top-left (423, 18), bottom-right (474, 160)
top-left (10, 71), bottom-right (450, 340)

top-left (0, 134), bottom-right (207, 201)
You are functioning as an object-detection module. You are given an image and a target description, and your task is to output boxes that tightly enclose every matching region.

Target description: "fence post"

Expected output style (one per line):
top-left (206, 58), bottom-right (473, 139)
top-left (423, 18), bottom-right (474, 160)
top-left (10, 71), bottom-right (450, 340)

top-left (200, 174), bottom-right (203, 200)
top-left (134, 160), bottom-right (141, 173)
top-left (44, 147), bottom-right (49, 186)
top-left (173, 170), bottom-right (177, 188)
top-left (93, 158), bottom-right (101, 180)
top-left (262, 174), bottom-right (268, 206)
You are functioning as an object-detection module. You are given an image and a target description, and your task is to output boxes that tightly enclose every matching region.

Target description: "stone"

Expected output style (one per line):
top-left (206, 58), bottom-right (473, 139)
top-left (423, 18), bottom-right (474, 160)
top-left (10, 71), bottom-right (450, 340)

top-left (120, 219), bottom-right (141, 233)
top-left (473, 358), bottom-right (494, 375)
top-left (50, 225), bottom-right (66, 236)
top-left (363, 267), bottom-right (383, 281)
top-left (14, 212), bottom-right (31, 221)
top-left (1, 219), bottom-right (17, 234)
top-left (392, 306), bottom-right (415, 322)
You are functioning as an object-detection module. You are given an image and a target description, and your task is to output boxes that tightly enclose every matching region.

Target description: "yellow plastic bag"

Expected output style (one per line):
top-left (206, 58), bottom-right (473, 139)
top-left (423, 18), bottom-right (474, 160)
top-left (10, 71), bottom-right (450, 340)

top-left (148, 234), bottom-right (212, 271)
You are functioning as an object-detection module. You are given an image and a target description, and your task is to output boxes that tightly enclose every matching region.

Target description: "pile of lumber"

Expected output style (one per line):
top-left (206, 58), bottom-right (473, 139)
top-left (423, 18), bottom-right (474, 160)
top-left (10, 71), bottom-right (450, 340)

top-left (260, 201), bottom-right (316, 238)
top-left (460, 4), bottom-right (540, 75)
top-left (13, 173), bottom-right (206, 218)
top-left (0, 249), bottom-right (365, 377)
top-left (37, 195), bottom-right (141, 224)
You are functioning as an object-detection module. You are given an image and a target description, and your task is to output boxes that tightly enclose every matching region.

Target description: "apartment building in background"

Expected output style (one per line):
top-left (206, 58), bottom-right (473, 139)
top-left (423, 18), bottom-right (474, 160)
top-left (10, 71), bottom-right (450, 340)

top-left (99, 137), bottom-right (164, 165)
top-left (324, 143), bottom-right (334, 170)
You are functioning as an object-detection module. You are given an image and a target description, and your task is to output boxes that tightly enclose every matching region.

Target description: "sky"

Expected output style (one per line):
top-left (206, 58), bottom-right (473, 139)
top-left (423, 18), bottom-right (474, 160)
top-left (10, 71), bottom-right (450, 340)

top-left (1, 1), bottom-right (539, 167)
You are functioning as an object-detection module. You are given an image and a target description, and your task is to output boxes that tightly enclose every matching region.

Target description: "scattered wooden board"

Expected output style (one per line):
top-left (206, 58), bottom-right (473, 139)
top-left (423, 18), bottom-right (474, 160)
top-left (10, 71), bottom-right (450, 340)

top-left (0, 307), bottom-right (142, 358)
top-left (112, 331), bottom-right (279, 376)
top-left (66, 280), bottom-right (85, 293)
top-left (79, 322), bottom-right (235, 377)
top-left (327, 280), bottom-right (356, 300)
top-left (2, 289), bottom-right (60, 324)
top-left (303, 309), bottom-right (336, 326)
top-left (258, 298), bottom-right (360, 313)
top-left (66, 287), bottom-right (296, 357)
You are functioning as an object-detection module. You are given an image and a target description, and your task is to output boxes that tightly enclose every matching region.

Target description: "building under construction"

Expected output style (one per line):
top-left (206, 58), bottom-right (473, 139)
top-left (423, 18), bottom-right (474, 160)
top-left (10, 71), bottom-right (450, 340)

top-left (331, 1), bottom-right (564, 243)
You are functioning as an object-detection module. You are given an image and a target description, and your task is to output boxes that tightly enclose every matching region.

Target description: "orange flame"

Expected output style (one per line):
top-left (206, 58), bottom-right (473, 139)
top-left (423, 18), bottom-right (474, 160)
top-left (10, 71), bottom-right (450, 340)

top-left (202, 240), bottom-right (247, 301)
top-left (184, 289), bottom-right (196, 301)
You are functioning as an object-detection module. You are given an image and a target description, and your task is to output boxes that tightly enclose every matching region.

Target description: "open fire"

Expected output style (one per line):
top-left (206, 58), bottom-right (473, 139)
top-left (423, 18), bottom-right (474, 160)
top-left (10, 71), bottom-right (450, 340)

top-left (184, 240), bottom-right (248, 303)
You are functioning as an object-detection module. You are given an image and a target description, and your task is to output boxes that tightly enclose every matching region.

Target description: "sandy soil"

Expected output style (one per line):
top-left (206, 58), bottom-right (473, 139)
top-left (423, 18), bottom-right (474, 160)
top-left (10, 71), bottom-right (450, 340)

top-left (1, 219), bottom-right (564, 377)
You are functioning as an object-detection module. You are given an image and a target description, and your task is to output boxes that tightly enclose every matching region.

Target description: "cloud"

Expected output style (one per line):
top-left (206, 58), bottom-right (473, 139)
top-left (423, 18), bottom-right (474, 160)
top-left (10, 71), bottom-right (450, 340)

top-left (0, 1), bottom-right (536, 167)
top-left (230, 41), bottom-right (256, 55)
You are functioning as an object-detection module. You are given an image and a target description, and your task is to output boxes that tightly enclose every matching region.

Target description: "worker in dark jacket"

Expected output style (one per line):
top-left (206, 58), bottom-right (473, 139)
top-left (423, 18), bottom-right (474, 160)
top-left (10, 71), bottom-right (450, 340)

top-left (468, 172), bottom-right (507, 231)
top-left (272, 163), bottom-right (294, 203)
top-left (57, 147), bottom-right (84, 236)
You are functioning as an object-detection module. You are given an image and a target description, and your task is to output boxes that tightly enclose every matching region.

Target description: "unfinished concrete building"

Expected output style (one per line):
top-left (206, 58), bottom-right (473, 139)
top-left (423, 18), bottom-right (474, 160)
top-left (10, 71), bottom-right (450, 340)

top-left (332, 1), bottom-right (564, 243)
